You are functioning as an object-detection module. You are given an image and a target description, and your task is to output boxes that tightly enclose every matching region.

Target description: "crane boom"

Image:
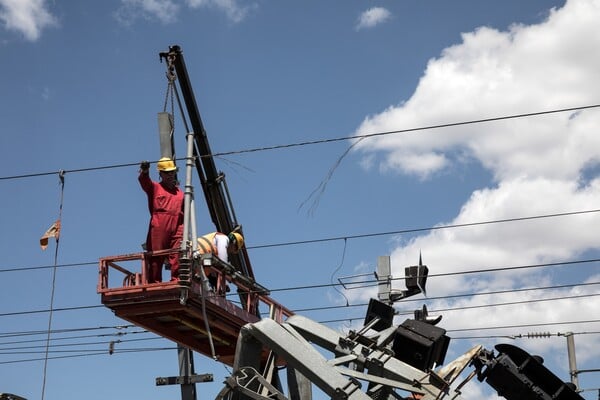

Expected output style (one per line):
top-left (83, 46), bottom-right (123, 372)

top-left (159, 44), bottom-right (254, 280)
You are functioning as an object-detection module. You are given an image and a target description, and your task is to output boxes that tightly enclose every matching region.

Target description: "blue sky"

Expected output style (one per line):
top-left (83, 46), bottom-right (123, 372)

top-left (1, 1), bottom-right (599, 399)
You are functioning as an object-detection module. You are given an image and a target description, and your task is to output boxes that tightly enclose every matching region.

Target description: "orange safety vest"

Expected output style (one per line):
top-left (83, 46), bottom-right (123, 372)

top-left (197, 232), bottom-right (219, 256)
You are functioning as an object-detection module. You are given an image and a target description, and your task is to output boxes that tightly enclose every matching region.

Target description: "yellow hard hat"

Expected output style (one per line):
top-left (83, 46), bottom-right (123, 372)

top-left (157, 157), bottom-right (177, 172)
top-left (228, 232), bottom-right (244, 251)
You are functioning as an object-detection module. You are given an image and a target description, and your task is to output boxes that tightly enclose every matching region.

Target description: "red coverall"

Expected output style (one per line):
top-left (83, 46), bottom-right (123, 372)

top-left (139, 171), bottom-right (184, 282)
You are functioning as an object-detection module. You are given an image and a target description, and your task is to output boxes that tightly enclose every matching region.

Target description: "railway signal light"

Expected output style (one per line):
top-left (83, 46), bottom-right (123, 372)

top-left (475, 343), bottom-right (584, 400)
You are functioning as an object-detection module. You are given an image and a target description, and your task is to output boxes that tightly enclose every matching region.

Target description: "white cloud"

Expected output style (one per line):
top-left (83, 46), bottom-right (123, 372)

top-left (115, 0), bottom-right (180, 25)
top-left (186, 0), bottom-right (255, 23)
top-left (0, 0), bottom-right (57, 41)
top-left (348, 0), bottom-right (600, 367)
top-left (115, 0), bottom-right (254, 25)
top-left (356, 7), bottom-right (391, 31)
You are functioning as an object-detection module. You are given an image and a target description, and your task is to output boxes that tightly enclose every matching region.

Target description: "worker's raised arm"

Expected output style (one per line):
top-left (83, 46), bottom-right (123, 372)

top-left (138, 160), bottom-right (153, 194)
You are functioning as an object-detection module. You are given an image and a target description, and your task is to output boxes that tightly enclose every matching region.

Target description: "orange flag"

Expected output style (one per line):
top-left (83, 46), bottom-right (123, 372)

top-left (40, 220), bottom-right (61, 250)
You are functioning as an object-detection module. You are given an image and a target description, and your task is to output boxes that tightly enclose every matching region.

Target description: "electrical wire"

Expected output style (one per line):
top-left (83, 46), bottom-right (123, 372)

top-left (1, 208), bottom-right (599, 276)
top-left (5, 328), bottom-right (599, 353)
top-left (449, 319), bottom-right (600, 333)
top-left (0, 261), bottom-right (96, 273)
top-left (1, 104), bottom-right (600, 182)
top-left (266, 257), bottom-right (600, 294)
top-left (318, 316), bottom-right (600, 328)
top-left (0, 305), bottom-right (103, 318)
top-left (1, 259), bottom-right (598, 319)
top-left (1, 102), bottom-right (599, 377)
top-left (0, 324), bottom-right (135, 338)
top-left (2, 281), bottom-right (598, 329)
top-left (249, 208), bottom-right (600, 249)
top-left (316, 293), bottom-right (600, 324)
top-left (0, 337), bottom-right (162, 352)
top-left (0, 347), bottom-right (176, 365)
top-left (291, 280), bottom-right (600, 313)
top-left (0, 331), bottom-right (150, 347)
top-left (453, 330), bottom-right (600, 340)
top-left (397, 292), bottom-right (600, 316)
top-left (211, 103), bottom-right (600, 157)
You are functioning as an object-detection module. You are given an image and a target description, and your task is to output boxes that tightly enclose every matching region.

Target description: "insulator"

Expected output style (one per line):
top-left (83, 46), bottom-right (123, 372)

top-left (526, 332), bottom-right (551, 338)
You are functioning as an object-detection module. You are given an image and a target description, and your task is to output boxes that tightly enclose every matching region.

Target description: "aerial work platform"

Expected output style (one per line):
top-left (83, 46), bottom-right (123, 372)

top-left (98, 250), bottom-right (292, 366)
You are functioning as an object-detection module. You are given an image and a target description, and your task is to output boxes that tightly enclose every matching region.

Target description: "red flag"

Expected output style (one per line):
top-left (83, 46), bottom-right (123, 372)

top-left (40, 220), bottom-right (61, 250)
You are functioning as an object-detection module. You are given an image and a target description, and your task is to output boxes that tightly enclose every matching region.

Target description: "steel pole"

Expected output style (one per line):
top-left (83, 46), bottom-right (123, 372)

top-left (181, 131), bottom-right (195, 251)
top-left (178, 345), bottom-right (197, 400)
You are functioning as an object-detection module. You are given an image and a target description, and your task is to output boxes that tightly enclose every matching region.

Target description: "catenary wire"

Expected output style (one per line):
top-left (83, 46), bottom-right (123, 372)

top-left (212, 103), bottom-right (600, 157)
top-left (1, 104), bottom-right (599, 181)
top-left (2, 208), bottom-right (600, 274)
top-left (0, 257), bottom-right (598, 318)
top-left (0, 347), bottom-right (175, 365)
top-left (319, 315), bottom-right (600, 327)
top-left (291, 280), bottom-right (600, 312)
top-left (453, 330), bottom-right (600, 340)
top-left (0, 336), bottom-right (162, 352)
top-left (4, 328), bottom-right (599, 353)
top-left (0, 261), bottom-right (96, 273)
top-left (0, 330), bottom-right (150, 346)
top-left (0, 324), bottom-right (136, 338)
top-left (315, 293), bottom-right (600, 324)
top-left (2, 323), bottom-right (599, 366)
top-left (262, 257), bottom-right (600, 294)
top-left (1, 278), bottom-right (598, 319)
top-left (0, 282), bottom-right (598, 352)
top-left (250, 208), bottom-right (600, 249)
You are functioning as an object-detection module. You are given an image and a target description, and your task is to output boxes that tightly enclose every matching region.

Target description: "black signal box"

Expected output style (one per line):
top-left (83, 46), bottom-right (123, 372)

top-left (392, 319), bottom-right (450, 371)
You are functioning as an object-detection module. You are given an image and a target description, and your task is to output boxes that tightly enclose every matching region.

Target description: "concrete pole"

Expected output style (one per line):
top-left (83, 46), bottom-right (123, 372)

top-left (564, 332), bottom-right (579, 391)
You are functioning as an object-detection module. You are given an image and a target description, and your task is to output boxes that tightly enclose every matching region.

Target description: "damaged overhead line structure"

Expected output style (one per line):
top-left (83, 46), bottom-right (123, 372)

top-left (97, 45), bottom-right (585, 400)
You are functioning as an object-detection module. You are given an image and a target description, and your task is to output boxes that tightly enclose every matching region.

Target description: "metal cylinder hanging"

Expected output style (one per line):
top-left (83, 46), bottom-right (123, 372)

top-left (157, 112), bottom-right (174, 159)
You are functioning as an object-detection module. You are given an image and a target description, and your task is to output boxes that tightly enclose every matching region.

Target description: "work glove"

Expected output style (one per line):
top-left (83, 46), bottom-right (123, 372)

top-left (140, 160), bottom-right (150, 172)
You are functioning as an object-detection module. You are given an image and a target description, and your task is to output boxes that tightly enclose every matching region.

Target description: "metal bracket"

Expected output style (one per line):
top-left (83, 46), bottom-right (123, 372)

top-left (155, 373), bottom-right (213, 386)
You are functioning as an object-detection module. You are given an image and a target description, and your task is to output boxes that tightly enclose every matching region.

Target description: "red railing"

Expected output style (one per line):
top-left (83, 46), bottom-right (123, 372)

top-left (98, 250), bottom-right (293, 322)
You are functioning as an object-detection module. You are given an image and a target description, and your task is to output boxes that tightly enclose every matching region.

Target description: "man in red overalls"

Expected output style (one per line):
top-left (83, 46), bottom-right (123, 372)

top-left (139, 157), bottom-right (184, 283)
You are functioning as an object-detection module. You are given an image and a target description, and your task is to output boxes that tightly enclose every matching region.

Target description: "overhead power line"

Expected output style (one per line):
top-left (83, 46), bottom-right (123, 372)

top-left (0, 347), bottom-right (175, 365)
top-left (0, 336), bottom-right (161, 352)
top-left (1, 257), bottom-right (599, 319)
top-left (250, 208), bottom-right (600, 249)
top-left (263, 258), bottom-right (600, 294)
top-left (0, 330), bottom-right (150, 347)
top-left (0, 305), bottom-right (103, 318)
top-left (291, 280), bottom-right (600, 312)
top-left (0, 261), bottom-right (96, 273)
top-left (2, 281), bottom-right (598, 345)
top-left (316, 293), bottom-right (600, 325)
top-left (0, 324), bottom-right (136, 338)
top-left (2, 208), bottom-right (600, 275)
top-left (1, 104), bottom-right (599, 182)
top-left (212, 103), bottom-right (600, 157)
top-left (448, 319), bottom-right (600, 333)
top-left (452, 330), bottom-right (600, 340)
top-left (2, 275), bottom-right (598, 319)
top-left (319, 317), bottom-right (600, 329)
